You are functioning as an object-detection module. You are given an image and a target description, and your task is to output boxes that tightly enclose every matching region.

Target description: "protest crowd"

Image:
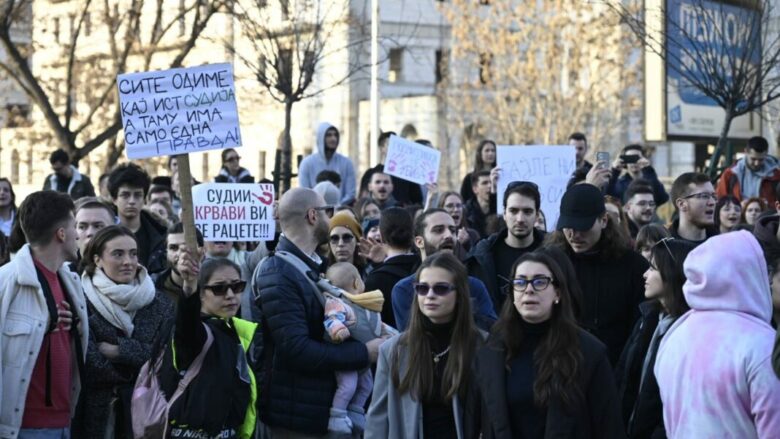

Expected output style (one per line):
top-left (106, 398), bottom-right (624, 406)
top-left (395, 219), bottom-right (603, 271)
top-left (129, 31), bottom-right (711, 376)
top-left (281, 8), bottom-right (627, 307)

top-left (2, 122), bottom-right (780, 439)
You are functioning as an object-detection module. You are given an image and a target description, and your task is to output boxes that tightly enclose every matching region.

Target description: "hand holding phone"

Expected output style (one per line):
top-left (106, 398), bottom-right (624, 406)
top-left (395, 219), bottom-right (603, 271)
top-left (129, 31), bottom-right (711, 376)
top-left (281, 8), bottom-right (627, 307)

top-left (596, 151), bottom-right (610, 169)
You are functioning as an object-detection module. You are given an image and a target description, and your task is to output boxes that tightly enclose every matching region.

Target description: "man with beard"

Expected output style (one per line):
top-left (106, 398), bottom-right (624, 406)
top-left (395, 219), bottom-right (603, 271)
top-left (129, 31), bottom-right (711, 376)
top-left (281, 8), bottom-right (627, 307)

top-left (623, 181), bottom-right (657, 239)
top-left (545, 183), bottom-right (648, 365)
top-left (298, 122), bottom-right (357, 205)
top-left (0, 191), bottom-right (89, 438)
top-left (465, 181), bottom-right (546, 313)
top-left (253, 188), bottom-right (383, 437)
top-left (669, 172), bottom-right (718, 246)
top-left (391, 208), bottom-right (497, 330)
top-left (717, 136), bottom-right (780, 205)
top-left (368, 171), bottom-right (398, 210)
top-left (359, 131), bottom-right (424, 205)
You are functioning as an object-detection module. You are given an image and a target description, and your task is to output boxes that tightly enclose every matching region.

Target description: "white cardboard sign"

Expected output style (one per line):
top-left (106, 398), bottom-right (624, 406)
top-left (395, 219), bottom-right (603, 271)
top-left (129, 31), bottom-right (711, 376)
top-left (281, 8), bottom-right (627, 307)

top-left (496, 146), bottom-right (576, 230)
top-left (384, 135), bottom-right (441, 185)
top-left (192, 183), bottom-right (275, 241)
top-left (117, 63), bottom-right (242, 159)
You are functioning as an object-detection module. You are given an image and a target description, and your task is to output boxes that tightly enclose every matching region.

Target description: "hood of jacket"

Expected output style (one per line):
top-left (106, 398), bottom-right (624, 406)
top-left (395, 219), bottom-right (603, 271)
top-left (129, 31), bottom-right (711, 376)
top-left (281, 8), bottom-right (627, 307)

top-left (734, 154), bottom-right (780, 179)
top-left (682, 230), bottom-right (772, 323)
top-left (316, 122), bottom-right (339, 158)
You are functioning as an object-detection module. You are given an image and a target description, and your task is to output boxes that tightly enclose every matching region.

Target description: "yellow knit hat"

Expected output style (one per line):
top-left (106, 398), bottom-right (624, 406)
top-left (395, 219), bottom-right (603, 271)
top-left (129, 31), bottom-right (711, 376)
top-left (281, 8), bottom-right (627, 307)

top-left (329, 211), bottom-right (363, 239)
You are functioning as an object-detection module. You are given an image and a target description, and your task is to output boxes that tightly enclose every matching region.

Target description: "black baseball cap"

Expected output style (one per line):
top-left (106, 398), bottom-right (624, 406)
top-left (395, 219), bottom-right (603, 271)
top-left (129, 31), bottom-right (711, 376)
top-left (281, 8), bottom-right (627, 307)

top-left (557, 184), bottom-right (606, 231)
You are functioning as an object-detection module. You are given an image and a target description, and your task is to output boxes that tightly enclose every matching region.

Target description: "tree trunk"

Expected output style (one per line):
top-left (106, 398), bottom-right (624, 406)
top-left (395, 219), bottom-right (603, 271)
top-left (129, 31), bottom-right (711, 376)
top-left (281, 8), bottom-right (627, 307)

top-left (278, 99), bottom-right (294, 194)
top-left (708, 107), bottom-right (734, 180)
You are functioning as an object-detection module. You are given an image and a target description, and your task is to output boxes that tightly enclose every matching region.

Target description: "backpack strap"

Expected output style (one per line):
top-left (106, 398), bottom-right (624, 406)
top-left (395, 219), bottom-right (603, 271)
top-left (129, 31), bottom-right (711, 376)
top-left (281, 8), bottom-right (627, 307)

top-left (169, 324), bottom-right (213, 404)
top-left (271, 251), bottom-right (327, 307)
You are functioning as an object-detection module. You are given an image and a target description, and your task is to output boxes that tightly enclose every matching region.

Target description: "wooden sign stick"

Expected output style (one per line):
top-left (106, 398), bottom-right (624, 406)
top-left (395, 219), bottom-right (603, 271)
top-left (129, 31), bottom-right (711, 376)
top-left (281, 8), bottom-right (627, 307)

top-left (176, 154), bottom-right (199, 254)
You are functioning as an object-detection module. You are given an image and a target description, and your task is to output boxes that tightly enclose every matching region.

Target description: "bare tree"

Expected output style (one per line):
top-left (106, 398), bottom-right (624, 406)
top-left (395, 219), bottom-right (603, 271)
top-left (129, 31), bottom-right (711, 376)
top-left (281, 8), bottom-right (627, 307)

top-left (227, 0), bottom-right (374, 194)
top-left (439, 0), bottom-right (641, 167)
top-left (0, 0), bottom-right (225, 170)
top-left (610, 0), bottom-right (780, 178)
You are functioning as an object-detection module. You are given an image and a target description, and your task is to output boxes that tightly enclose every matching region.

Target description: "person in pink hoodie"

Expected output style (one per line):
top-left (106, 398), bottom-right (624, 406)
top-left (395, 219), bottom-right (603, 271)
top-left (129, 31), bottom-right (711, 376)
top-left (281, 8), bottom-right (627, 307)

top-left (655, 230), bottom-right (780, 438)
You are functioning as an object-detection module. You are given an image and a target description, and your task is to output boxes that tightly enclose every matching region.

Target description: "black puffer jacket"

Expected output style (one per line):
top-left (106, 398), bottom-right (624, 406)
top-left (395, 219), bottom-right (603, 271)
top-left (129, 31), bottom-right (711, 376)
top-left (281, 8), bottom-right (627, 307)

top-left (364, 252), bottom-right (420, 327)
top-left (465, 228), bottom-right (545, 313)
top-left (137, 210), bottom-right (168, 275)
top-left (475, 329), bottom-right (625, 438)
top-left (252, 236), bottom-right (369, 435)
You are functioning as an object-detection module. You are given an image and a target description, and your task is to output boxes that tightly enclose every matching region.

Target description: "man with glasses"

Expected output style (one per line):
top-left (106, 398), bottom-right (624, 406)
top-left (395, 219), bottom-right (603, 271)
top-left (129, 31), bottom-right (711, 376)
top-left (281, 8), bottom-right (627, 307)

top-left (215, 148), bottom-right (255, 183)
top-left (253, 188), bottom-right (382, 437)
top-left (391, 208), bottom-right (497, 330)
top-left (624, 181), bottom-right (658, 239)
top-left (717, 136), bottom-right (780, 205)
top-left (465, 181), bottom-right (546, 313)
top-left (669, 172), bottom-right (718, 246)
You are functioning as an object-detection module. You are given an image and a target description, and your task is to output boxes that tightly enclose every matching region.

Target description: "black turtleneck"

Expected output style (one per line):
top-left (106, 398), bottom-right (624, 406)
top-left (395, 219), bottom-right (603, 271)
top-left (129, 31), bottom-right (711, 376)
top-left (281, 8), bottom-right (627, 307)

top-left (421, 316), bottom-right (457, 439)
top-left (507, 318), bottom-right (551, 439)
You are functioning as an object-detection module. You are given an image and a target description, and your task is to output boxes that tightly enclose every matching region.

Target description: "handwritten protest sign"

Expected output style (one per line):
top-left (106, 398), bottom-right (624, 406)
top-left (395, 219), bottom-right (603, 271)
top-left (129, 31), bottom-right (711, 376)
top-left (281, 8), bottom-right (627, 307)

top-left (496, 146), bottom-right (576, 230)
top-left (384, 135), bottom-right (441, 185)
top-left (192, 183), bottom-right (275, 241)
top-left (117, 63), bottom-right (241, 159)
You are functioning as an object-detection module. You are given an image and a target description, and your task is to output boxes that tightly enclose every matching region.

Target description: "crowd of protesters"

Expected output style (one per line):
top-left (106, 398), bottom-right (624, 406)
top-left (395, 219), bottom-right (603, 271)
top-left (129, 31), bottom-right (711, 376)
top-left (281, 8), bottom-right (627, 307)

top-left (0, 126), bottom-right (779, 439)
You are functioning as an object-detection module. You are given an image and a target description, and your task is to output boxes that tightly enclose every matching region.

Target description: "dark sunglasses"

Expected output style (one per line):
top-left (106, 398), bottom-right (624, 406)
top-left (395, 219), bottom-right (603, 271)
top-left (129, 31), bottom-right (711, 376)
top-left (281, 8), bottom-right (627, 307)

top-left (413, 282), bottom-right (456, 296)
top-left (507, 180), bottom-right (539, 191)
top-left (225, 156), bottom-right (241, 163)
top-left (330, 233), bottom-right (355, 244)
top-left (310, 205), bottom-right (335, 218)
top-left (204, 281), bottom-right (246, 296)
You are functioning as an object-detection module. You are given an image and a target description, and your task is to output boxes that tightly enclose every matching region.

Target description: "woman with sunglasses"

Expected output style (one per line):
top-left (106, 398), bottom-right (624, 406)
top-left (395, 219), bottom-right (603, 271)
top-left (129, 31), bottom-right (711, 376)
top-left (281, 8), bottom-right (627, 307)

top-left (328, 211), bottom-right (367, 277)
top-left (366, 252), bottom-right (483, 438)
top-left (438, 191), bottom-right (480, 260)
top-left (158, 252), bottom-right (260, 438)
top-left (475, 251), bottom-right (623, 438)
top-left (79, 225), bottom-right (174, 438)
top-left (215, 148), bottom-right (255, 183)
top-left (615, 237), bottom-right (695, 438)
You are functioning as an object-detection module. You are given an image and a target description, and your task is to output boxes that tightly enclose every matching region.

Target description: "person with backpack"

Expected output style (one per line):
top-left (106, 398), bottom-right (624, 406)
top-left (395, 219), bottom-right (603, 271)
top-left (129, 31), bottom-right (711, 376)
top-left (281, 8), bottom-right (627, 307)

top-left (80, 226), bottom-right (174, 438)
top-left (145, 253), bottom-right (260, 438)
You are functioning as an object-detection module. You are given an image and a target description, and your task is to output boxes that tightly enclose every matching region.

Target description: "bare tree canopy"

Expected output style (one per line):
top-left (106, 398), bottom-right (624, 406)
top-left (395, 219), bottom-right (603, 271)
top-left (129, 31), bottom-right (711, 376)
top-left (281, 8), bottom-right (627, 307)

top-left (0, 0), bottom-right (226, 169)
top-left (610, 0), bottom-right (780, 176)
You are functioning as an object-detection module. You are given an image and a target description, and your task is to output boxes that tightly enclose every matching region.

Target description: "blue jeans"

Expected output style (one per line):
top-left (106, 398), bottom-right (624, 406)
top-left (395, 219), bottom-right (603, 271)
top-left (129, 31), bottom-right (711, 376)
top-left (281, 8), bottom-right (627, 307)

top-left (17, 428), bottom-right (70, 439)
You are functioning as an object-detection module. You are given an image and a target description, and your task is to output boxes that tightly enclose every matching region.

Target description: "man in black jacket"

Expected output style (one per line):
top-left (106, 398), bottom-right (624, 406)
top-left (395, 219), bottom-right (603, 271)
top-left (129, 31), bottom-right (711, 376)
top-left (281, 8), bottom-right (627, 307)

top-left (466, 181), bottom-right (545, 313)
top-left (43, 148), bottom-right (96, 200)
top-left (547, 184), bottom-right (648, 365)
top-left (359, 131), bottom-right (423, 205)
top-left (253, 187), bottom-right (383, 437)
top-left (107, 163), bottom-right (167, 273)
top-left (363, 207), bottom-right (420, 327)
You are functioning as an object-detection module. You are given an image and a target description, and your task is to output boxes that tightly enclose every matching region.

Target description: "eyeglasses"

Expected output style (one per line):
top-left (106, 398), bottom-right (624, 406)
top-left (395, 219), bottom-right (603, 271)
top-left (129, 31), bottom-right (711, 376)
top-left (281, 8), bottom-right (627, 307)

top-left (413, 282), bottom-right (456, 296)
top-left (309, 205), bottom-right (335, 218)
top-left (683, 192), bottom-right (717, 201)
top-left (225, 156), bottom-right (241, 163)
top-left (330, 233), bottom-right (355, 245)
top-left (507, 181), bottom-right (539, 191)
top-left (651, 237), bottom-right (677, 264)
top-left (513, 276), bottom-right (554, 292)
top-left (204, 280), bottom-right (246, 296)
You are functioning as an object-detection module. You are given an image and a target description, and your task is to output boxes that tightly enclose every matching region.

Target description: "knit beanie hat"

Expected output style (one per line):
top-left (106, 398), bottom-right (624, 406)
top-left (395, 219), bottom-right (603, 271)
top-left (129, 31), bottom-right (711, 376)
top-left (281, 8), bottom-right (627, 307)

top-left (330, 211), bottom-right (362, 239)
top-left (313, 181), bottom-right (341, 207)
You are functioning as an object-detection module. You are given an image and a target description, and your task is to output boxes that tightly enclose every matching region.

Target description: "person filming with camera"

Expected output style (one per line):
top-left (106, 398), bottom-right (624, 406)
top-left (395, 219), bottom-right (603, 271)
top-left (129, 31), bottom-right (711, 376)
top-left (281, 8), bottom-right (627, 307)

top-left (607, 144), bottom-right (669, 207)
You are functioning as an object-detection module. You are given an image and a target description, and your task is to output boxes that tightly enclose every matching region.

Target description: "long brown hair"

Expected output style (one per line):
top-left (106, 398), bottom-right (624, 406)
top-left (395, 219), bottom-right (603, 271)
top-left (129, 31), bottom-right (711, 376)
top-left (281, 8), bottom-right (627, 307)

top-left (473, 139), bottom-right (497, 172)
top-left (544, 213), bottom-right (632, 260)
top-left (81, 225), bottom-right (137, 277)
top-left (491, 251), bottom-right (583, 408)
top-left (391, 252), bottom-right (478, 402)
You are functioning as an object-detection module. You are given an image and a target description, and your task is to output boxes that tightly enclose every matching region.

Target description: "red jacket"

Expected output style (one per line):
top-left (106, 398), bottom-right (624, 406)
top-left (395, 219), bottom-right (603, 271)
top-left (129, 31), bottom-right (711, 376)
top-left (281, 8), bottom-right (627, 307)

top-left (716, 160), bottom-right (780, 205)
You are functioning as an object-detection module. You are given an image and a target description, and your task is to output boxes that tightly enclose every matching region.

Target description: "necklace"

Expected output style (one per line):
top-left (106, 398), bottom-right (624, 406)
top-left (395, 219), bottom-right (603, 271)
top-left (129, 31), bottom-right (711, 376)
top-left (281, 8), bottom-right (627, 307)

top-left (433, 346), bottom-right (451, 363)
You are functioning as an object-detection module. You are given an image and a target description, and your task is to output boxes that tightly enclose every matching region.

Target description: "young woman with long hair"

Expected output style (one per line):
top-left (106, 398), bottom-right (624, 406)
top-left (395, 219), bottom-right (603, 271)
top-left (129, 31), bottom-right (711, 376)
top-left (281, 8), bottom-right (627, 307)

top-left (475, 251), bottom-right (624, 438)
top-left (615, 237), bottom-right (696, 438)
top-left (79, 226), bottom-right (174, 438)
top-left (741, 197), bottom-right (768, 226)
top-left (0, 177), bottom-right (17, 237)
top-left (460, 140), bottom-right (497, 202)
top-left (366, 252), bottom-right (482, 438)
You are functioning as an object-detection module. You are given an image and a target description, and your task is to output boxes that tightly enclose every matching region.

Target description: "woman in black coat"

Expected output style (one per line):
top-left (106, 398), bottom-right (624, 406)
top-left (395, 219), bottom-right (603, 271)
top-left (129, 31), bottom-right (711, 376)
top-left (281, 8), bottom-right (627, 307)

top-left (475, 251), bottom-right (624, 438)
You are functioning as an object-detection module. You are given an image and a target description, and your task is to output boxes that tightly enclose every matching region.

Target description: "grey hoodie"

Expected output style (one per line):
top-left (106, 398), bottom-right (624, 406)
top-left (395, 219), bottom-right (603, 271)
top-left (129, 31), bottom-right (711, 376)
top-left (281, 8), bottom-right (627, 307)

top-left (733, 154), bottom-right (780, 199)
top-left (297, 122), bottom-right (357, 205)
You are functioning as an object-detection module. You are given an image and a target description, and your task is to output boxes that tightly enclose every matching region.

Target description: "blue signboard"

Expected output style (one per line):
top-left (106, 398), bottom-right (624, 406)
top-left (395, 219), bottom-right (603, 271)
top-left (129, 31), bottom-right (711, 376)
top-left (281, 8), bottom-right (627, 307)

top-left (665, 0), bottom-right (762, 138)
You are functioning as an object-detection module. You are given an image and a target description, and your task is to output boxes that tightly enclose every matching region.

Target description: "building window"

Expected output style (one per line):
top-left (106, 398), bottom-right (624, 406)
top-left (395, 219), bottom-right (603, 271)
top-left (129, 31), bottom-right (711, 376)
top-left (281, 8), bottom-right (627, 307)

top-left (389, 48), bottom-right (403, 83)
top-left (277, 49), bottom-right (293, 88)
top-left (202, 153), bottom-right (210, 181)
top-left (178, 0), bottom-right (186, 36)
top-left (303, 50), bottom-right (315, 84)
top-left (281, 0), bottom-right (289, 20)
top-left (68, 14), bottom-right (76, 41)
top-left (84, 12), bottom-right (91, 36)
top-left (479, 52), bottom-right (492, 85)
top-left (53, 17), bottom-right (60, 43)
top-left (5, 104), bottom-right (31, 128)
top-left (26, 150), bottom-right (34, 184)
top-left (435, 49), bottom-right (448, 84)
top-left (257, 55), bottom-right (267, 83)
top-left (259, 150), bottom-right (267, 175)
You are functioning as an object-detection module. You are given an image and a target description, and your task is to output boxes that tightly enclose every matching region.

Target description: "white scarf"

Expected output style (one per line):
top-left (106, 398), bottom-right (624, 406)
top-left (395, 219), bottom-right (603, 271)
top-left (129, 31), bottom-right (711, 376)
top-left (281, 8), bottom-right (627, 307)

top-left (82, 265), bottom-right (156, 336)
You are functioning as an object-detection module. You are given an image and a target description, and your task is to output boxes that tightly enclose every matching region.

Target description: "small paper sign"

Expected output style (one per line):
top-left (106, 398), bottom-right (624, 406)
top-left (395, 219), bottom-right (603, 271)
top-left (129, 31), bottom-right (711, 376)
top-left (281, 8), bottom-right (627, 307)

top-left (192, 183), bottom-right (275, 241)
top-left (384, 135), bottom-right (441, 185)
